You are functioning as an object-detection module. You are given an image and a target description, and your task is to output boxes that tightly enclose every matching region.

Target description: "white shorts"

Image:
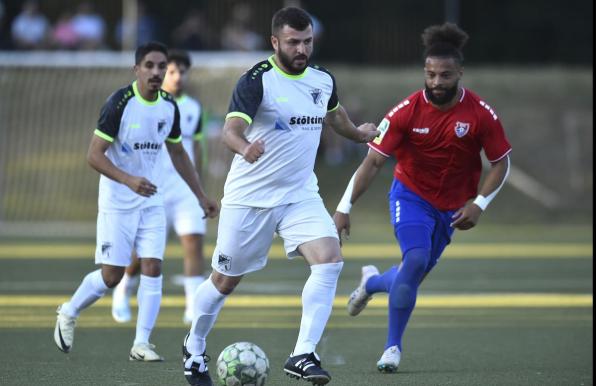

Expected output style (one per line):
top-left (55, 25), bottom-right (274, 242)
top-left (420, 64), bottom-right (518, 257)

top-left (211, 198), bottom-right (339, 276)
top-left (95, 206), bottom-right (166, 267)
top-left (164, 186), bottom-right (206, 236)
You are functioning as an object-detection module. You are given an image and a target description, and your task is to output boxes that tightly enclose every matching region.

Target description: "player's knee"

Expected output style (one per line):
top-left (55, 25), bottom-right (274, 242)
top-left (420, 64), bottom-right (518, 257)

top-left (102, 273), bottom-right (123, 288)
top-left (140, 258), bottom-right (162, 277)
top-left (212, 273), bottom-right (241, 295)
top-left (403, 247), bottom-right (431, 277)
top-left (390, 283), bottom-right (416, 309)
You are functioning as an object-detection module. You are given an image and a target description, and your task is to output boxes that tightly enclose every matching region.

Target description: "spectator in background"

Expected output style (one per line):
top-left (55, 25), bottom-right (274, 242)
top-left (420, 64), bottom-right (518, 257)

top-left (51, 11), bottom-right (79, 50)
top-left (11, 0), bottom-right (49, 49)
top-left (220, 3), bottom-right (264, 51)
top-left (171, 8), bottom-right (210, 50)
top-left (115, 1), bottom-right (158, 48)
top-left (71, 2), bottom-right (105, 50)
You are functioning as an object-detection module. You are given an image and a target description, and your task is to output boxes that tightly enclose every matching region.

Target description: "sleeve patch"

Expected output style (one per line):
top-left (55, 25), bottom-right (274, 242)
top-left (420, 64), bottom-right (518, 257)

top-left (372, 118), bottom-right (390, 145)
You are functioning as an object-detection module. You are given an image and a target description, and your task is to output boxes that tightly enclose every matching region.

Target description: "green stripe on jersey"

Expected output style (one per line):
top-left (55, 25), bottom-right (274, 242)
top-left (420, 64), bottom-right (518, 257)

top-left (132, 81), bottom-right (160, 106)
top-left (166, 135), bottom-right (182, 144)
top-left (226, 112), bottom-right (253, 125)
top-left (94, 129), bottom-right (114, 142)
top-left (328, 102), bottom-right (340, 112)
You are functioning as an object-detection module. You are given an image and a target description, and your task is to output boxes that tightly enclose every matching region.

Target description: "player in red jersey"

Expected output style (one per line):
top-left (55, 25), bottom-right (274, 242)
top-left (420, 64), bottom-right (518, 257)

top-left (333, 23), bottom-right (512, 373)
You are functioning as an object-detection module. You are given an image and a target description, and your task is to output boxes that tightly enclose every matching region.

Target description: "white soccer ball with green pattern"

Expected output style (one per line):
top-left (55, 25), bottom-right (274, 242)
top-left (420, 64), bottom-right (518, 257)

top-left (216, 342), bottom-right (270, 386)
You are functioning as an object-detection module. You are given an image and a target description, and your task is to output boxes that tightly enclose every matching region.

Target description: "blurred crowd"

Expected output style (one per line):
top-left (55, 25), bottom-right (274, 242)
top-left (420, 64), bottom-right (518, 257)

top-left (0, 0), bottom-right (274, 51)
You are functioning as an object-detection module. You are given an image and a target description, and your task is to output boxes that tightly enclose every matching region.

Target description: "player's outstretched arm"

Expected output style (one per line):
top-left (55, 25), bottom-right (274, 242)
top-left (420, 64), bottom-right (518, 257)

top-left (333, 149), bottom-right (388, 243)
top-left (325, 105), bottom-right (380, 143)
top-left (451, 154), bottom-right (511, 230)
top-left (222, 117), bottom-right (264, 163)
top-left (87, 134), bottom-right (156, 197)
top-left (166, 141), bottom-right (219, 218)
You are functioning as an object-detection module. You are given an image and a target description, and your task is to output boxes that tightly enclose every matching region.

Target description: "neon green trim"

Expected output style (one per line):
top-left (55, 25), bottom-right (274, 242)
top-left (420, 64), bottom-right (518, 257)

top-left (175, 94), bottom-right (188, 104)
top-left (268, 55), bottom-right (308, 80)
top-left (226, 112), bottom-right (252, 125)
top-left (94, 129), bottom-right (114, 142)
top-left (166, 135), bottom-right (182, 144)
top-left (193, 132), bottom-right (204, 141)
top-left (132, 81), bottom-right (160, 106)
top-left (327, 102), bottom-right (340, 112)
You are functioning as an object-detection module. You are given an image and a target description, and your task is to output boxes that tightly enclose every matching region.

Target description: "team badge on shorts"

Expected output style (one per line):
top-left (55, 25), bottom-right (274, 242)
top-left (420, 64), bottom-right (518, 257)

top-left (101, 242), bottom-right (112, 257)
top-left (218, 253), bottom-right (232, 271)
top-left (454, 121), bottom-right (470, 137)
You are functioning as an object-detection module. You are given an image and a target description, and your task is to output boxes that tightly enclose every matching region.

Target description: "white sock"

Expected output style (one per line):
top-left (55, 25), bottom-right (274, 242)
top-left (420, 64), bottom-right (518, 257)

top-left (134, 274), bottom-right (162, 345)
top-left (62, 269), bottom-right (108, 317)
top-left (187, 277), bottom-right (226, 355)
top-left (293, 262), bottom-right (344, 356)
top-left (113, 273), bottom-right (139, 302)
top-left (184, 276), bottom-right (206, 319)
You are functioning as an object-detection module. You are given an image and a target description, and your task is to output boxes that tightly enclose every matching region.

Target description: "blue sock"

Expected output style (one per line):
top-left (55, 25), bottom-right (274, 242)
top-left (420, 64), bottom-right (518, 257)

top-left (365, 266), bottom-right (398, 294)
top-left (386, 247), bottom-right (430, 351)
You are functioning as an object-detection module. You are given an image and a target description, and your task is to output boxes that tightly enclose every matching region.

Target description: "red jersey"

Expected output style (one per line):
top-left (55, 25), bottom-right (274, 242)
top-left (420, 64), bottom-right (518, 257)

top-left (369, 88), bottom-right (512, 211)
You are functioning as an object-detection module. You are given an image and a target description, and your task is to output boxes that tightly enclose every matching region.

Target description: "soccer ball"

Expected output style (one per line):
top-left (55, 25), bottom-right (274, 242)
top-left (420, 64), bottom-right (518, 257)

top-left (215, 342), bottom-right (270, 386)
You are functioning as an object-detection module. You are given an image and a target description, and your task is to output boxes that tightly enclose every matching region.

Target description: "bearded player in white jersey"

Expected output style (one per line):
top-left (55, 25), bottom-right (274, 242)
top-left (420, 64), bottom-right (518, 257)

top-left (112, 49), bottom-right (210, 325)
top-left (181, 7), bottom-right (379, 386)
top-left (53, 42), bottom-right (219, 363)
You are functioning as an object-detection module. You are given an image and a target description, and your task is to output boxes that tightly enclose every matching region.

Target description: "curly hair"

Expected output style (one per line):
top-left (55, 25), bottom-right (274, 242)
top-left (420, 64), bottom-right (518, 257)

top-left (421, 23), bottom-right (469, 64)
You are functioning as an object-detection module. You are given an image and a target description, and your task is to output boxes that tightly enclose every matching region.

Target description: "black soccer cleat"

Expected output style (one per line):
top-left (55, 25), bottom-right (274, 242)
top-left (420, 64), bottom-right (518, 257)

top-left (182, 333), bottom-right (213, 386)
top-left (283, 352), bottom-right (331, 385)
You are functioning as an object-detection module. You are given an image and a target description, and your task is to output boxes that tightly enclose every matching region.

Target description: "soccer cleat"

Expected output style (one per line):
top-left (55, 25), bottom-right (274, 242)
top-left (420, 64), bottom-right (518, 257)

top-left (54, 304), bottom-right (77, 353)
top-left (347, 265), bottom-right (380, 316)
top-left (283, 352), bottom-right (331, 385)
top-left (111, 283), bottom-right (132, 323)
top-left (377, 345), bottom-right (401, 373)
top-left (182, 333), bottom-right (213, 386)
top-left (129, 342), bottom-right (164, 362)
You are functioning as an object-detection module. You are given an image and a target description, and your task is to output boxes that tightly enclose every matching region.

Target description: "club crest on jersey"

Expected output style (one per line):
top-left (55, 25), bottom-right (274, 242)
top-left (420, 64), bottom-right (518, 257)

top-left (157, 119), bottom-right (166, 133)
top-left (101, 242), bottom-right (112, 256)
top-left (310, 88), bottom-right (323, 106)
top-left (218, 253), bottom-right (232, 271)
top-left (454, 121), bottom-right (470, 138)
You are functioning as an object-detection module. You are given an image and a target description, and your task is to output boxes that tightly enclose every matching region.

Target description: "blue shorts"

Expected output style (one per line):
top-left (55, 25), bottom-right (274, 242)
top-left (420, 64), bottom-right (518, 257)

top-left (388, 179), bottom-right (455, 273)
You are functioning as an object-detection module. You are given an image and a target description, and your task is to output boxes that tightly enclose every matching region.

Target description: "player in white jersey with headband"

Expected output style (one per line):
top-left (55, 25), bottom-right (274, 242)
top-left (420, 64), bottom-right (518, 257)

top-left (181, 7), bottom-right (379, 386)
top-left (112, 49), bottom-right (209, 325)
top-left (53, 42), bottom-right (219, 363)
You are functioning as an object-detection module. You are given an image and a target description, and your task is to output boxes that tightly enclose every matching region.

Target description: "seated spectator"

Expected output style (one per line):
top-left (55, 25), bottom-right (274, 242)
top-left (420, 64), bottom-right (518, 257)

top-left (11, 0), bottom-right (49, 49)
top-left (220, 3), bottom-right (264, 51)
top-left (115, 0), bottom-right (158, 49)
top-left (171, 8), bottom-right (210, 50)
top-left (71, 2), bottom-right (105, 50)
top-left (51, 11), bottom-right (79, 50)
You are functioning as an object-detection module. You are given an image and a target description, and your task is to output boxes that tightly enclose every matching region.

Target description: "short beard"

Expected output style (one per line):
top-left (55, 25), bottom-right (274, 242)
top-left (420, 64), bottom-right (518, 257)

top-left (425, 83), bottom-right (459, 106)
top-left (277, 49), bottom-right (308, 74)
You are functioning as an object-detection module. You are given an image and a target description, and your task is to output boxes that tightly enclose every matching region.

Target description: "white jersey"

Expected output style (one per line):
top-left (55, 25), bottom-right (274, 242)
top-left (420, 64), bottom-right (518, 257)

top-left (222, 55), bottom-right (339, 208)
top-left (159, 94), bottom-right (203, 197)
top-left (94, 81), bottom-right (181, 212)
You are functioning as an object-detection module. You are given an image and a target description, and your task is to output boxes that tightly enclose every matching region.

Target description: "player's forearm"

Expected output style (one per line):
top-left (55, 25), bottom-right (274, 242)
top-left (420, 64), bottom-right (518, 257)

top-left (87, 151), bottom-right (132, 185)
top-left (222, 125), bottom-right (252, 156)
top-left (193, 142), bottom-right (203, 177)
top-left (474, 155), bottom-right (510, 210)
top-left (171, 150), bottom-right (208, 200)
top-left (337, 153), bottom-right (384, 213)
top-left (327, 106), bottom-right (363, 142)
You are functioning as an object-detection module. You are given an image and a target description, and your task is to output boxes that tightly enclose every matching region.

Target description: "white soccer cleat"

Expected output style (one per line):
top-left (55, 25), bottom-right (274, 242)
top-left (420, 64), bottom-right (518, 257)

top-left (347, 265), bottom-right (380, 316)
top-left (54, 304), bottom-right (77, 353)
top-left (129, 342), bottom-right (164, 362)
top-left (377, 345), bottom-right (401, 373)
top-left (112, 283), bottom-right (132, 323)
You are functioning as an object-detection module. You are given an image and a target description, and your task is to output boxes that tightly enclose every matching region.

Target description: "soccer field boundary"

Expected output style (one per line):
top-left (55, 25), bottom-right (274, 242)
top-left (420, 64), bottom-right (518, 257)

top-left (0, 242), bottom-right (592, 259)
top-left (0, 293), bottom-right (591, 308)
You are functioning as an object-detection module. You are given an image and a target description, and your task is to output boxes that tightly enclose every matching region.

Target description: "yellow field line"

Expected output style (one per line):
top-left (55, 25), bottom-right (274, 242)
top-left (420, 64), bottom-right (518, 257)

top-left (0, 243), bottom-right (592, 259)
top-left (0, 294), bottom-right (591, 308)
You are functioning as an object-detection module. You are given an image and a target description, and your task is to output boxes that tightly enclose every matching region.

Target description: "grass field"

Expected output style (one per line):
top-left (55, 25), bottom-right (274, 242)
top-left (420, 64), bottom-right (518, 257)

top-left (0, 225), bottom-right (592, 385)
